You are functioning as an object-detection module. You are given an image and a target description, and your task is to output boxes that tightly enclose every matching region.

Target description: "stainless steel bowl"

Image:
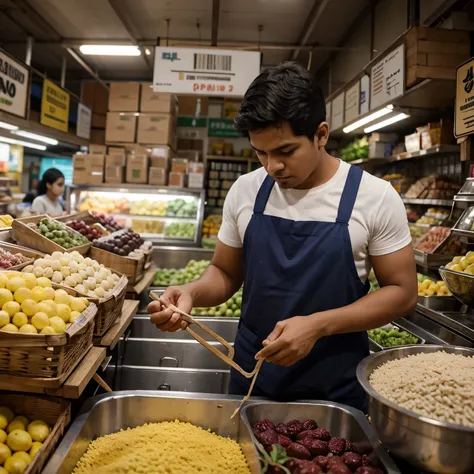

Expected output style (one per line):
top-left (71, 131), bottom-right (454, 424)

top-left (439, 267), bottom-right (474, 307)
top-left (357, 345), bottom-right (474, 474)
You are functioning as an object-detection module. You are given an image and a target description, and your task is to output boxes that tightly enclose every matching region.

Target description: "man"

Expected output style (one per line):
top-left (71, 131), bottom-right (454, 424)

top-left (148, 62), bottom-right (417, 411)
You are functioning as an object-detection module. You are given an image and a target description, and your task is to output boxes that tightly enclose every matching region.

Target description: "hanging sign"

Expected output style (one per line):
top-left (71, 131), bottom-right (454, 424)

top-left (331, 93), bottom-right (344, 131)
top-left (360, 75), bottom-right (370, 115)
top-left (77, 103), bottom-right (92, 139)
top-left (455, 57), bottom-right (474, 138)
top-left (370, 44), bottom-right (404, 110)
top-left (0, 49), bottom-right (29, 118)
top-left (153, 47), bottom-right (261, 97)
top-left (344, 82), bottom-right (360, 124)
top-left (41, 79), bottom-right (70, 132)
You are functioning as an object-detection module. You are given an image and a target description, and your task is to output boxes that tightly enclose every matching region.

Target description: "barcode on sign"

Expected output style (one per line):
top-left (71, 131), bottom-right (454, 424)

top-left (194, 53), bottom-right (232, 71)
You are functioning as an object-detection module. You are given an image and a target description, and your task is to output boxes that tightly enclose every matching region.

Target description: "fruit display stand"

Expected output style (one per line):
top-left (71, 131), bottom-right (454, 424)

top-left (65, 184), bottom-right (206, 246)
top-left (0, 242), bottom-right (44, 270)
top-left (125, 265), bottom-right (156, 298)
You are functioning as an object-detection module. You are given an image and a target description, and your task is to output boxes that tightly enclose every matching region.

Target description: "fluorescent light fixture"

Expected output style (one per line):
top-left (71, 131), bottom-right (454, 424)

top-left (364, 113), bottom-right (410, 133)
top-left (0, 121), bottom-right (18, 131)
top-left (79, 45), bottom-right (141, 56)
top-left (343, 105), bottom-right (394, 133)
top-left (0, 136), bottom-right (46, 151)
top-left (12, 131), bottom-right (58, 145)
top-left (145, 48), bottom-right (151, 56)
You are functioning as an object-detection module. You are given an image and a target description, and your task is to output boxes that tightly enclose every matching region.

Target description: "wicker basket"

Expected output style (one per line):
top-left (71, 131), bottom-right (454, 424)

top-left (0, 242), bottom-right (44, 270)
top-left (0, 301), bottom-right (97, 383)
top-left (0, 394), bottom-right (71, 474)
top-left (12, 214), bottom-right (91, 256)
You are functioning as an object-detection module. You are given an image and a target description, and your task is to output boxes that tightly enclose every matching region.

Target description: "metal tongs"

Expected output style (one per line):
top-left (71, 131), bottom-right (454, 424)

top-left (150, 291), bottom-right (263, 418)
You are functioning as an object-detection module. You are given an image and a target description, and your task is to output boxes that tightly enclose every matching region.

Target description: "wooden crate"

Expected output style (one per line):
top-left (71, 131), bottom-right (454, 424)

top-left (0, 242), bottom-right (44, 270)
top-left (0, 394), bottom-right (71, 474)
top-left (406, 27), bottom-right (470, 88)
top-left (12, 214), bottom-right (91, 256)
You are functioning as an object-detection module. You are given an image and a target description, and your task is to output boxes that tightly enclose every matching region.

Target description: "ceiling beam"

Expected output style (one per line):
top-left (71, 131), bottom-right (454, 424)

top-left (211, 0), bottom-right (220, 46)
top-left (66, 48), bottom-right (109, 92)
top-left (291, 0), bottom-right (330, 61)
top-left (107, 0), bottom-right (153, 70)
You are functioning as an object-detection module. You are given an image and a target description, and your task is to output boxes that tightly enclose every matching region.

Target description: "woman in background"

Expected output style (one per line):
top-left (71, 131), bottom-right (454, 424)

top-left (31, 168), bottom-right (65, 216)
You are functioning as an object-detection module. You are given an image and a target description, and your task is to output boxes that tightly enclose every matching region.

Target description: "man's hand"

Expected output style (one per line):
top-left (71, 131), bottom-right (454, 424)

top-left (255, 316), bottom-right (322, 367)
top-left (148, 286), bottom-right (193, 332)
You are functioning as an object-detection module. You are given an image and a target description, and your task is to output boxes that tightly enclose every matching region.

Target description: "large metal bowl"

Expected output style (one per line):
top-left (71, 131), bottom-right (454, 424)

top-left (357, 345), bottom-right (474, 474)
top-left (439, 267), bottom-right (474, 308)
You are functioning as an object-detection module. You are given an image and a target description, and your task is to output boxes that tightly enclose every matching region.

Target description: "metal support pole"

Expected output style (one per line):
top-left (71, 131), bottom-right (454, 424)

top-left (408, 0), bottom-right (420, 27)
top-left (60, 55), bottom-right (67, 89)
top-left (25, 36), bottom-right (33, 66)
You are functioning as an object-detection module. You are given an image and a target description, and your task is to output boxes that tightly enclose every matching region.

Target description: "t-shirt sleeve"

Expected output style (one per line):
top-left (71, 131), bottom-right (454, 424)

top-left (30, 197), bottom-right (45, 214)
top-left (217, 180), bottom-right (243, 248)
top-left (368, 184), bottom-right (411, 256)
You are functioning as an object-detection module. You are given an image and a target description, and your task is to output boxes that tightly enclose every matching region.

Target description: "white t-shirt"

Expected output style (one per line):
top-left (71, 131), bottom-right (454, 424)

top-left (31, 195), bottom-right (64, 216)
top-left (218, 160), bottom-right (411, 282)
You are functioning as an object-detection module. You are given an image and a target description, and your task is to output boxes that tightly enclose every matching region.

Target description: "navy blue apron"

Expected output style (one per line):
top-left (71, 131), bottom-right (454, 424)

top-left (229, 165), bottom-right (370, 411)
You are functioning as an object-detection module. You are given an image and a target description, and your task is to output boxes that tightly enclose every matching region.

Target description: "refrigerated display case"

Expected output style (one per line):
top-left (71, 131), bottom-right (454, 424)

top-left (65, 184), bottom-right (205, 246)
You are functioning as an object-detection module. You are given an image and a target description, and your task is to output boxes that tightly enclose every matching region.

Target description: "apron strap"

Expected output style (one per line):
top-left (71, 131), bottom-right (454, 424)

top-left (336, 165), bottom-right (363, 224)
top-left (253, 174), bottom-right (275, 214)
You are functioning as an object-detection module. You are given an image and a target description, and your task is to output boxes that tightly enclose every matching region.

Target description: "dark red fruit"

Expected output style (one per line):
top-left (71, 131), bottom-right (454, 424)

top-left (342, 452), bottom-right (362, 471)
top-left (314, 456), bottom-right (329, 471)
top-left (327, 456), bottom-right (351, 474)
top-left (328, 437), bottom-right (347, 455)
top-left (287, 420), bottom-right (304, 437)
top-left (294, 460), bottom-right (323, 474)
top-left (277, 434), bottom-right (292, 448)
top-left (253, 419), bottom-right (273, 433)
top-left (297, 430), bottom-right (319, 441)
top-left (307, 440), bottom-right (329, 456)
top-left (355, 468), bottom-right (384, 474)
top-left (255, 428), bottom-right (278, 447)
top-left (275, 423), bottom-right (290, 437)
top-left (285, 458), bottom-right (302, 470)
top-left (361, 453), bottom-right (382, 469)
top-left (302, 419), bottom-right (318, 431)
top-left (312, 428), bottom-right (331, 441)
top-left (287, 442), bottom-right (312, 460)
top-left (345, 441), bottom-right (357, 454)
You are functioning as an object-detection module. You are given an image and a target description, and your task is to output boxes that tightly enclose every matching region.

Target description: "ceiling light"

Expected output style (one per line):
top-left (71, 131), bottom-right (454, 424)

top-left (343, 105), bottom-right (394, 133)
top-left (0, 121), bottom-right (19, 131)
top-left (364, 113), bottom-right (410, 133)
top-left (79, 45), bottom-right (141, 56)
top-left (12, 131), bottom-right (58, 145)
top-left (145, 48), bottom-right (151, 56)
top-left (0, 136), bottom-right (46, 151)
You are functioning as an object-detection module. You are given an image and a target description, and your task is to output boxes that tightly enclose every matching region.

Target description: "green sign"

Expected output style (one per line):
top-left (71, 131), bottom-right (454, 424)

top-left (208, 118), bottom-right (239, 138)
top-left (177, 116), bottom-right (207, 128)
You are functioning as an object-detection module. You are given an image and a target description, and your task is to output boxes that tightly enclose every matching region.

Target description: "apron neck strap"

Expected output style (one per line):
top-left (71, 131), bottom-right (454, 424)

top-left (336, 165), bottom-right (363, 224)
top-left (253, 174), bottom-right (275, 214)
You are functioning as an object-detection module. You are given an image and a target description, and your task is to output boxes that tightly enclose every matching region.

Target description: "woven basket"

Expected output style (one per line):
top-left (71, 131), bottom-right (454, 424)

top-left (12, 214), bottom-right (91, 256)
top-left (0, 394), bottom-right (71, 474)
top-left (0, 301), bottom-right (97, 382)
top-left (0, 242), bottom-right (44, 271)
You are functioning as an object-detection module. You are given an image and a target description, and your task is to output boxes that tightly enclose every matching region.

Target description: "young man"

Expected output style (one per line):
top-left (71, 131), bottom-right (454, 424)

top-left (148, 62), bottom-right (417, 410)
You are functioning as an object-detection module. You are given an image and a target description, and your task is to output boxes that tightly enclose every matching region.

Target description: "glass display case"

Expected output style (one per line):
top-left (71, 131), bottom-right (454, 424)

top-left (65, 184), bottom-right (205, 246)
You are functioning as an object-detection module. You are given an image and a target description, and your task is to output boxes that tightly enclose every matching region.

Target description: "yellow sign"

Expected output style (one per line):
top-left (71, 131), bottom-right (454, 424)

top-left (41, 79), bottom-right (70, 132)
top-left (455, 57), bottom-right (474, 138)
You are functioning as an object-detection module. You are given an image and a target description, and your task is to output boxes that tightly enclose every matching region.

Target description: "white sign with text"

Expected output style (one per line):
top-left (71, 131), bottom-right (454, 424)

top-left (76, 103), bottom-right (92, 140)
top-left (0, 50), bottom-right (29, 118)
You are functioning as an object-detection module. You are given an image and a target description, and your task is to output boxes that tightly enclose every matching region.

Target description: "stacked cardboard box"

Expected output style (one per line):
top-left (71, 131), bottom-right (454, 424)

top-left (73, 152), bottom-right (105, 185)
top-left (82, 81), bottom-right (109, 145)
top-left (105, 148), bottom-right (126, 184)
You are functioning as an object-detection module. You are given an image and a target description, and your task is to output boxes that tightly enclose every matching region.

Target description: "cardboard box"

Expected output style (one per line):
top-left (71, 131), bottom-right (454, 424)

top-left (73, 169), bottom-right (88, 184)
top-left (168, 171), bottom-right (185, 187)
top-left (105, 166), bottom-right (125, 184)
top-left (137, 114), bottom-right (177, 146)
top-left (148, 167), bottom-right (167, 186)
top-left (125, 144), bottom-right (151, 155)
top-left (150, 156), bottom-right (169, 169)
top-left (140, 84), bottom-right (178, 114)
top-left (151, 145), bottom-right (173, 159)
top-left (106, 154), bottom-right (127, 167)
top-left (177, 96), bottom-right (208, 116)
top-left (92, 113), bottom-right (106, 129)
top-left (126, 155), bottom-right (149, 184)
top-left (171, 158), bottom-right (188, 174)
top-left (105, 113), bottom-right (137, 143)
top-left (188, 162), bottom-right (204, 174)
top-left (108, 82), bottom-right (140, 111)
top-left (73, 154), bottom-right (105, 170)
top-left (90, 128), bottom-right (105, 145)
top-left (82, 81), bottom-right (109, 115)
top-left (89, 144), bottom-right (107, 155)
top-left (188, 172), bottom-right (204, 189)
top-left (108, 146), bottom-right (126, 155)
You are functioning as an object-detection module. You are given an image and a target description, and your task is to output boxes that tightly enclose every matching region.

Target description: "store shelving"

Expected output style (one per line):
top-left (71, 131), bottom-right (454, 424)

top-left (402, 198), bottom-right (453, 206)
top-left (391, 145), bottom-right (459, 162)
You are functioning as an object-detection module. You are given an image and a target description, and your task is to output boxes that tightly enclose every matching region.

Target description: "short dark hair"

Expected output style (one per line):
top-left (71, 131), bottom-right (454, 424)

top-left (234, 62), bottom-right (326, 141)
top-left (37, 168), bottom-right (64, 196)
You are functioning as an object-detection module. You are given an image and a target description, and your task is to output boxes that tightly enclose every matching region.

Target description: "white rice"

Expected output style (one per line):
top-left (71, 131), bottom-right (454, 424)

top-left (369, 351), bottom-right (474, 427)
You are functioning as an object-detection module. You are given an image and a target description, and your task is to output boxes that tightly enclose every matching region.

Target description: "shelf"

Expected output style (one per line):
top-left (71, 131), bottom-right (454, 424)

top-left (113, 213), bottom-right (198, 223)
top-left (391, 145), bottom-right (459, 162)
top-left (94, 300), bottom-right (139, 350)
top-left (68, 184), bottom-right (205, 197)
top-left (207, 155), bottom-right (258, 162)
top-left (128, 265), bottom-right (156, 295)
top-left (351, 158), bottom-right (389, 166)
top-left (403, 198), bottom-right (453, 206)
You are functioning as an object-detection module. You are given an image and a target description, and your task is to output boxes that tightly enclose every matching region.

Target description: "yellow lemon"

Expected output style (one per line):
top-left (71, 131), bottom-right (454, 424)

top-left (36, 277), bottom-right (52, 288)
top-left (6, 277), bottom-right (27, 293)
top-left (0, 408), bottom-right (14, 424)
top-left (0, 324), bottom-right (18, 333)
top-left (30, 287), bottom-right (46, 303)
top-left (39, 326), bottom-right (55, 335)
top-left (36, 302), bottom-right (54, 318)
top-left (18, 324), bottom-right (37, 334)
top-left (49, 316), bottom-right (66, 334)
top-left (11, 313), bottom-right (27, 329)
top-left (3, 301), bottom-right (20, 317)
top-left (27, 420), bottom-right (50, 442)
top-left (3, 455), bottom-right (28, 474)
top-left (0, 467), bottom-right (7, 474)
top-left (0, 273), bottom-right (8, 289)
top-left (0, 429), bottom-right (6, 443)
top-left (31, 313), bottom-right (49, 331)
top-left (0, 442), bottom-right (11, 464)
top-left (12, 417), bottom-right (28, 428)
top-left (29, 441), bottom-right (42, 458)
top-left (0, 310), bottom-right (9, 328)
top-left (13, 288), bottom-right (31, 304)
top-left (6, 272), bottom-right (21, 280)
top-left (43, 300), bottom-right (57, 315)
top-left (0, 289), bottom-right (13, 307)
top-left (54, 289), bottom-right (71, 305)
top-left (56, 304), bottom-right (71, 323)
top-left (20, 300), bottom-right (37, 317)
top-left (43, 287), bottom-right (55, 300)
top-left (21, 274), bottom-right (37, 290)
top-left (7, 429), bottom-right (32, 452)
top-left (0, 416), bottom-right (7, 431)
top-left (7, 419), bottom-right (26, 434)
top-left (69, 311), bottom-right (81, 323)
top-left (70, 298), bottom-right (86, 313)
top-left (11, 451), bottom-right (31, 464)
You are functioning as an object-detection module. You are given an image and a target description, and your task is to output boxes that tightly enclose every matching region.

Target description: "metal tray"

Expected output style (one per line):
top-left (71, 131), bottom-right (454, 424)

top-left (417, 295), bottom-right (458, 312)
top-left (368, 322), bottom-right (425, 351)
top-left (241, 401), bottom-right (401, 474)
top-left (413, 249), bottom-right (453, 268)
top-left (42, 391), bottom-right (261, 474)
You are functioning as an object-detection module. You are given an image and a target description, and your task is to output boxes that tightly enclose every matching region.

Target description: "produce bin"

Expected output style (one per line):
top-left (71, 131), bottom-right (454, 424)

top-left (367, 322), bottom-right (425, 351)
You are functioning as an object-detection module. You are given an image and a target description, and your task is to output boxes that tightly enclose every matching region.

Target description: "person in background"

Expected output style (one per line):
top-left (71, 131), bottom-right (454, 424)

top-left (31, 168), bottom-right (65, 216)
